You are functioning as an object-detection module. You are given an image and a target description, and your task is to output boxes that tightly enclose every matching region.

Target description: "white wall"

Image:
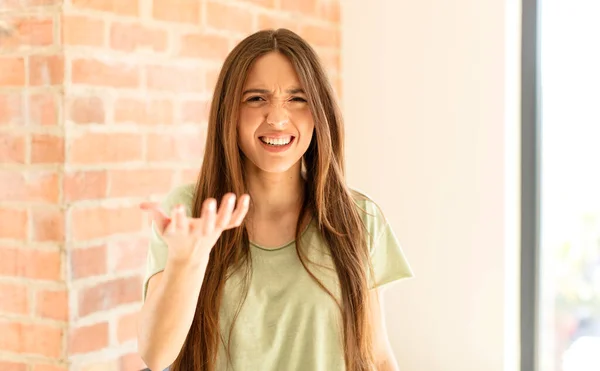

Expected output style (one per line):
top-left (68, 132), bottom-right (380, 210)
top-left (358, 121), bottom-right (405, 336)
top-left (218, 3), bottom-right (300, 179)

top-left (341, 1), bottom-right (521, 370)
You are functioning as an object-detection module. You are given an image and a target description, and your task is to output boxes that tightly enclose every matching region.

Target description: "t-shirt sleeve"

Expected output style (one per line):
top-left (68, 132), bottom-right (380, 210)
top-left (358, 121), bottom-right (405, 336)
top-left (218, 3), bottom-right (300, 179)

top-left (142, 183), bottom-right (196, 301)
top-left (369, 219), bottom-right (414, 289)
top-left (359, 196), bottom-right (414, 289)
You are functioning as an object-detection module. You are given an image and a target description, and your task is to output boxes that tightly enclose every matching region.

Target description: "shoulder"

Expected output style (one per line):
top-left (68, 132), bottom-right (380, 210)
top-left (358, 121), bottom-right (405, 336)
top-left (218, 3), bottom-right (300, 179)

top-left (349, 189), bottom-right (390, 248)
top-left (350, 188), bottom-right (388, 226)
top-left (160, 183), bottom-right (196, 215)
top-left (350, 189), bottom-right (414, 286)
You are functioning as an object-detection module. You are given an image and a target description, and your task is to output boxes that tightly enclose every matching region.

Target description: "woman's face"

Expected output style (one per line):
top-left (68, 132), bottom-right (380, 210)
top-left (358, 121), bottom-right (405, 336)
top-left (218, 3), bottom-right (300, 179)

top-left (237, 52), bottom-right (315, 175)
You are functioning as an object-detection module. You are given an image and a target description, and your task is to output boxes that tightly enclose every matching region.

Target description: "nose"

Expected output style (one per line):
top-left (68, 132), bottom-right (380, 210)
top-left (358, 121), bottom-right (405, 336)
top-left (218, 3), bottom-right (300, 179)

top-left (266, 104), bottom-right (289, 127)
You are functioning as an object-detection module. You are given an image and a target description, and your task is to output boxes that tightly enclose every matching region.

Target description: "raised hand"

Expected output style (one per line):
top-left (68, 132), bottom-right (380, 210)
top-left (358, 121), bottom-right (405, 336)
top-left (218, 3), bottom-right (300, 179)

top-left (140, 193), bottom-right (250, 264)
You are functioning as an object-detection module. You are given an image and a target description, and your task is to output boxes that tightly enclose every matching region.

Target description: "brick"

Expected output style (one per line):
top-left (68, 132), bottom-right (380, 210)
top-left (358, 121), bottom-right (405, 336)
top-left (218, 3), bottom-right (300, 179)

top-left (69, 96), bottom-right (105, 124)
top-left (181, 99), bottom-right (210, 124)
top-left (31, 206), bottom-right (64, 242)
top-left (69, 322), bottom-right (109, 354)
top-left (31, 0), bottom-right (62, 5)
top-left (0, 0), bottom-right (60, 9)
top-left (32, 365), bottom-right (68, 371)
top-left (29, 54), bottom-right (64, 86)
top-left (0, 133), bottom-right (26, 164)
top-left (179, 33), bottom-right (230, 60)
top-left (29, 92), bottom-right (58, 126)
top-left (0, 361), bottom-right (27, 371)
top-left (81, 361), bottom-right (117, 371)
top-left (205, 67), bottom-right (220, 92)
top-left (71, 0), bottom-right (139, 16)
top-left (317, 0), bottom-right (340, 22)
top-left (64, 171), bottom-right (107, 202)
top-left (317, 50), bottom-right (340, 74)
top-left (117, 311), bottom-right (138, 343)
top-left (146, 132), bottom-right (205, 162)
top-left (206, 2), bottom-right (253, 34)
top-left (69, 133), bottom-right (143, 164)
top-left (152, 0), bottom-right (200, 24)
top-left (0, 247), bottom-right (62, 280)
top-left (120, 353), bottom-right (146, 371)
top-left (110, 237), bottom-right (148, 272)
top-left (0, 283), bottom-right (29, 315)
top-left (145, 65), bottom-right (203, 93)
top-left (0, 207), bottom-right (28, 240)
top-left (71, 206), bottom-right (143, 241)
top-left (334, 76), bottom-right (342, 99)
top-left (22, 18), bottom-right (53, 46)
top-left (0, 17), bottom-right (54, 49)
top-left (239, 0), bottom-right (276, 7)
top-left (0, 0), bottom-right (18, 7)
top-left (301, 24), bottom-right (339, 48)
top-left (0, 171), bottom-right (59, 203)
top-left (30, 0), bottom-right (62, 5)
top-left (77, 277), bottom-right (142, 317)
top-left (0, 57), bottom-right (26, 86)
top-left (180, 168), bottom-right (199, 184)
top-left (281, 0), bottom-right (316, 15)
top-left (108, 169), bottom-right (173, 198)
top-left (257, 14), bottom-right (302, 33)
top-left (72, 59), bottom-right (140, 88)
top-left (62, 15), bottom-right (105, 47)
top-left (110, 22), bottom-right (168, 52)
top-left (0, 93), bottom-right (24, 125)
top-left (71, 245), bottom-right (107, 279)
top-left (0, 321), bottom-right (63, 357)
top-left (114, 97), bottom-right (173, 125)
top-left (31, 134), bottom-right (64, 164)
top-left (36, 288), bottom-right (68, 321)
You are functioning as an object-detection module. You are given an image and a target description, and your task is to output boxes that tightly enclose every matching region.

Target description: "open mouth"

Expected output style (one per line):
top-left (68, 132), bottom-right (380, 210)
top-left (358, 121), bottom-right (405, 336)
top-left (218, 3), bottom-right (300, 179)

top-left (259, 136), bottom-right (295, 146)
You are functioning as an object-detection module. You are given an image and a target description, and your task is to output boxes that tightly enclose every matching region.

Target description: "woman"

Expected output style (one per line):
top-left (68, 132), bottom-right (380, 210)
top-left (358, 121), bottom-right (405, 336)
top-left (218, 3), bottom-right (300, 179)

top-left (138, 28), bottom-right (413, 371)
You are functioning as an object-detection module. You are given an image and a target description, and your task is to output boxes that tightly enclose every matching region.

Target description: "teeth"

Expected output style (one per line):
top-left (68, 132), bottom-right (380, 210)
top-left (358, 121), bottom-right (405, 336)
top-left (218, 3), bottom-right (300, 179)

top-left (261, 137), bottom-right (291, 146)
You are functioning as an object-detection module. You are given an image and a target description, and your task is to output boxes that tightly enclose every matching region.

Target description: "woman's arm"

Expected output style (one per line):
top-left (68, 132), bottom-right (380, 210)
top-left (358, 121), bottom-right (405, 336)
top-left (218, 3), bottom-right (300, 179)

top-left (369, 288), bottom-right (401, 371)
top-left (138, 259), bottom-right (208, 371)
top-left (137, 194), bottom-right (249, 370)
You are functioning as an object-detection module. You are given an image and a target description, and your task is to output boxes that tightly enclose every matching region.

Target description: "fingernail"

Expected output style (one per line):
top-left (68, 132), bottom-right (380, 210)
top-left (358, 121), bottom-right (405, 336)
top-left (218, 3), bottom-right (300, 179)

top-left (229, 197), bottom-right (236, 205)
top-left (208, 200), bottom-right (216, 210)
top-left (244, 196), bottom-right (250, 206)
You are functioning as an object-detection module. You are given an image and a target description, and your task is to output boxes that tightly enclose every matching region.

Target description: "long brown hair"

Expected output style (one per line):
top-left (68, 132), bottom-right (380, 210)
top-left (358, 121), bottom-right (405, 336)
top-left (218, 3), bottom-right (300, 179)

top-left (171, 28), bottom-right (374, 371)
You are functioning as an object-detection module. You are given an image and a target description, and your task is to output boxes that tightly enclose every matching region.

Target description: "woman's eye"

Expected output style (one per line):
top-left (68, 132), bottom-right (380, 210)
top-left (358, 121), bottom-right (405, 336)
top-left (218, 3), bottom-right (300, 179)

top-left (246, 96), bottom-right (265, 102)
top-left (290, 97), bottom-right (307, 102)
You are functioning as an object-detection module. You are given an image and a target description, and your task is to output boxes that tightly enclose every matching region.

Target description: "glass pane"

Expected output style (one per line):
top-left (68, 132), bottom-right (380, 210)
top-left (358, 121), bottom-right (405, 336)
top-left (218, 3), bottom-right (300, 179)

top-left (539, 1), bottom-right (600, 370)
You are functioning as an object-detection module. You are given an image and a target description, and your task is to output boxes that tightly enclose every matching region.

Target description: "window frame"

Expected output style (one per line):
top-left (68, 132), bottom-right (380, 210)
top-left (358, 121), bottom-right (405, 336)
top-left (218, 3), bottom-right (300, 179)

top-left (521, 0), bottom-right (541, 370)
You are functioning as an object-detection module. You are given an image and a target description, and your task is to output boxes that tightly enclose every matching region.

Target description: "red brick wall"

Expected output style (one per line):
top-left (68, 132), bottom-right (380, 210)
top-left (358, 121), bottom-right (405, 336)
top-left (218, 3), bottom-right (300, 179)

top-left (0, 0), bottom-right (340, 370)
top-left (0, 1), bottom-right (68, 371)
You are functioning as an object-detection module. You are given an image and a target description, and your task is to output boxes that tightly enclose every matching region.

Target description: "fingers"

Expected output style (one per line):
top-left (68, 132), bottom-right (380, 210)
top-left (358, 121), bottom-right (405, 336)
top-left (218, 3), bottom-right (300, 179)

top-left (200, 198), bottom-right (217, 235)
top-left (193, 193), bottom-right (249, 235)
top-left (147, 193), bottom-right (249, 238)
top-left (215, 193), bottom-right (236, 231)
top-left (173, 205), bottom-right (188, 233)
top-left (226, 194), bottom-right (250, 229)
top-left (165, 205), bottom-right (189, 235)
top-left (140, 202), bottom-right (171, 234)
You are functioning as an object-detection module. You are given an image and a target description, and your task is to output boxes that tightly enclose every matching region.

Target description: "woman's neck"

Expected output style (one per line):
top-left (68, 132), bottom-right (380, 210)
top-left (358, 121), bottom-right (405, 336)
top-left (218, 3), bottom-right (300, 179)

top-left (244, 160), bottom-right (304, 221)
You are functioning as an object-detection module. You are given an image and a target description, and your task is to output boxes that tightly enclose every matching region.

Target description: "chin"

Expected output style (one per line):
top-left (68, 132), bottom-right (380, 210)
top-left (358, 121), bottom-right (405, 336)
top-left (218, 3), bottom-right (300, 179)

top-left (258, 163), bottom-right (297, 174)
top-left (249, 157), bottom-right (302, 175)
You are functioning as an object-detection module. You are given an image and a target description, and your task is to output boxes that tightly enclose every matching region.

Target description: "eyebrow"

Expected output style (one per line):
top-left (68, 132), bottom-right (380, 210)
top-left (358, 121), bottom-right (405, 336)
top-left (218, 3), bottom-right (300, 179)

top-left (242, 88), bottom-right (305, 95)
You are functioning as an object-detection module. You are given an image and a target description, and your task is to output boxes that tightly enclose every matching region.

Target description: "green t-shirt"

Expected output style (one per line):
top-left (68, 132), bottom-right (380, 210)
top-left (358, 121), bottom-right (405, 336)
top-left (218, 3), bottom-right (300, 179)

top-left (143, 183), bottom-right (413, 371)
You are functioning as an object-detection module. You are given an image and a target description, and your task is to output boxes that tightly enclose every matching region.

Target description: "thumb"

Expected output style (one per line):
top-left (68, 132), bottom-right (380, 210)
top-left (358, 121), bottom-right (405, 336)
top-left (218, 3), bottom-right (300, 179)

top-left (140, 202), bottom-right (171, 234)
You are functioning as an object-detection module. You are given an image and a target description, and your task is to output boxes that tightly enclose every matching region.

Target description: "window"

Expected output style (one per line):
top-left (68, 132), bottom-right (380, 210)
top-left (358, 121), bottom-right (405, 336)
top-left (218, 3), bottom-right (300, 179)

top-left (522, 1), bottom-right (600, 370)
